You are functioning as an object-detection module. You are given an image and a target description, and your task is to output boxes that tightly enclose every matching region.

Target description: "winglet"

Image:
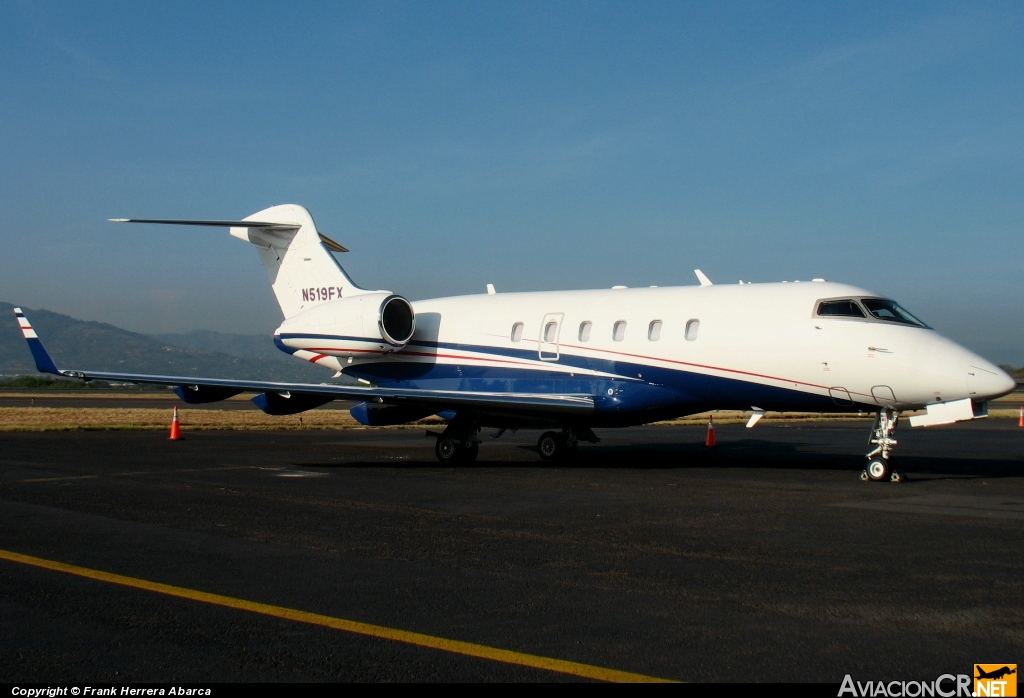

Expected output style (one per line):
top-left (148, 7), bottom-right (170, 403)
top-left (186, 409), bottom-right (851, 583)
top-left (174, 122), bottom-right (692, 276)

top-left (694, 269), bottom-right (713, 287)
top-left (13, 308), bottom-right (60, 375)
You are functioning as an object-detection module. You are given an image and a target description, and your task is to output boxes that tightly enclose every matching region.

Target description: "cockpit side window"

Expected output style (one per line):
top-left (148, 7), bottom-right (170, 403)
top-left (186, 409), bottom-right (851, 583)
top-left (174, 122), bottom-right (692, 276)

top-left (861, 298), bottom-right (929, 328)
top-left (816, 299), bottom-right (866, 318)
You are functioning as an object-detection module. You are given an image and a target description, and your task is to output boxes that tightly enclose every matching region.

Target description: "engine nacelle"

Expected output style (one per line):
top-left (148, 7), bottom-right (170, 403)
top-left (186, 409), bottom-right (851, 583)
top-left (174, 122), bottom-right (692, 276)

top-left (275, 292), bottom-right (416, 360)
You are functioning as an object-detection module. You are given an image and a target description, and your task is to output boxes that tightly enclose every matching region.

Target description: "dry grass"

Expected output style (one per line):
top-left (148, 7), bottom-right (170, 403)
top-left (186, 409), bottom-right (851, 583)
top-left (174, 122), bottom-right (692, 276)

top-left (0, 407), bottom-right (376, 431)
top-left (1, 405), bottom-right (1017, 432)
top-left (0, 391), bottom-right (252, 401)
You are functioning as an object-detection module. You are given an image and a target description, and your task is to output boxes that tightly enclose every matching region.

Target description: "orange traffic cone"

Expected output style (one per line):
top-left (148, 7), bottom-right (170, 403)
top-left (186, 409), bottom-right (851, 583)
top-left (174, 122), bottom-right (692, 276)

top-left (705, 414), bottom-right (716, 447)
top-left (169, 406), bottom-right (182, 440)
top-left (1019, 406), bottom-right (1023, 428)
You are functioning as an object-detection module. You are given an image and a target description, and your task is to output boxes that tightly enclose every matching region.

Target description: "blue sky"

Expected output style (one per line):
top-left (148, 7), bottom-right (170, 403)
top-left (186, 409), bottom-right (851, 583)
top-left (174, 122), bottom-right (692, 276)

top-left (1, 1), bottom-right (1022, 362)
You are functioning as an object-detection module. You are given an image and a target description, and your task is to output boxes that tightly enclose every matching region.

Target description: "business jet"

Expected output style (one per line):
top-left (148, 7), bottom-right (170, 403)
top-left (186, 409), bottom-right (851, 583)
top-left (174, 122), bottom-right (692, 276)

top-left (15, 204), bottom-right (1015, 481)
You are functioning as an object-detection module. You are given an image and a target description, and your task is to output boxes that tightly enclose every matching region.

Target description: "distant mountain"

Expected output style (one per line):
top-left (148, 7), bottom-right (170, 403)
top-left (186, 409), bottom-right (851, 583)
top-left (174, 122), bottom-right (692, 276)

top-left (0, 302), bottom-right (332, 383)
top-left (151, 330), bottom-right (293, 363)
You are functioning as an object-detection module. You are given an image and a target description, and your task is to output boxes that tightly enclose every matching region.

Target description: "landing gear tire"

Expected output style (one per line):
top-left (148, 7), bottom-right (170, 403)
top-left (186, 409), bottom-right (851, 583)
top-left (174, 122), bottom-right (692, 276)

top-left (864, 408), bottom-right (902, 483)
top-left (435, 437), bottom-right (460, 463)
top-left (538, 431), bottom-right (563, 461)
top-left (435, 438), bottom-right (479, 464)
top-left (434, 438), bottom-right (479, 464)
top-left (429, 412), bottom-right (481, 464)
top-left (866, 458), bottom-right (890, 482)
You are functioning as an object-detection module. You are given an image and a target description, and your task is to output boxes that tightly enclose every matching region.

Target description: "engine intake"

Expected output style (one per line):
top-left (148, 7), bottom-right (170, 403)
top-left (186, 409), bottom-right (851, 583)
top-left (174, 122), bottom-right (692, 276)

top-left (379, 295), bottom-right (416, 346)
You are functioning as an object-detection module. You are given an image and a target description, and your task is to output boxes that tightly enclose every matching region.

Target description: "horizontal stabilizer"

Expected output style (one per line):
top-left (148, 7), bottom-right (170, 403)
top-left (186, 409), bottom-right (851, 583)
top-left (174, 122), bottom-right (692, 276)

top-left (110, 218), bottom-right (298, 230)
top-left (113, 205), bottom-right (361, 319)
top-left (110, 217), bottom-right (349, 252)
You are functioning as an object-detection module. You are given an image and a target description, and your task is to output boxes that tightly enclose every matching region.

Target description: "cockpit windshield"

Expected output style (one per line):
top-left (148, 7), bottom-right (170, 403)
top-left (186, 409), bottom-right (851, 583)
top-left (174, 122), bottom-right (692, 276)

top-left (816, 299), bottom-right (866, 318)
top-left (860, 298), bottom-right (929, 328)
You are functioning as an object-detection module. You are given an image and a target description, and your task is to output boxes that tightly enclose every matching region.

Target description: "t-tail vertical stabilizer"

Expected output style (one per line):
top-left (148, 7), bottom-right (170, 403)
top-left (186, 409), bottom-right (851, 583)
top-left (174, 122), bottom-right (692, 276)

top-left (229, 204), bottom-right (368, 319)
top-left (111, 204), bottom-right (370, 319)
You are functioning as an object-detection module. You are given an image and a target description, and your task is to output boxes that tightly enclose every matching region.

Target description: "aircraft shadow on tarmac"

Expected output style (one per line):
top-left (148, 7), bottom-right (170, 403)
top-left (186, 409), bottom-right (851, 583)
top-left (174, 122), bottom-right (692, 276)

top-left (292, 438), bottom-right (1021, 479)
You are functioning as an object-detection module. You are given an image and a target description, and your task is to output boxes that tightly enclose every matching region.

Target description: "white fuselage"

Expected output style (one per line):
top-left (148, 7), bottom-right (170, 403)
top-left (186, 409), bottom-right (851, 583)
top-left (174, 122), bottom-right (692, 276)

top-left (274, 280), bottom-right (1014, 426)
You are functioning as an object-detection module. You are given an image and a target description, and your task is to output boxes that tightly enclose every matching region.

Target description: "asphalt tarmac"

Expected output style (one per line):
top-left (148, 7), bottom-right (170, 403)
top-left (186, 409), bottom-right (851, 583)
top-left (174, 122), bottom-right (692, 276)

top-left (0, 421), bottom-right (1022, 682)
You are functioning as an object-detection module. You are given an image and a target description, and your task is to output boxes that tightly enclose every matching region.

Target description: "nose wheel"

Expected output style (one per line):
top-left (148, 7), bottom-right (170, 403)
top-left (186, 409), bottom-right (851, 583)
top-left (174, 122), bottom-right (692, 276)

top-left (862, 408), bottom-right (906, 482)
top-left (864, 458), bottom-right (890, 481)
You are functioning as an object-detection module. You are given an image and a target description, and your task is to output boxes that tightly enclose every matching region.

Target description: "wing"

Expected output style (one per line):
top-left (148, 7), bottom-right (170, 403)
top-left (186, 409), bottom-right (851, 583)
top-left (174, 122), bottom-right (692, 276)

top-left (12, 308), bottom-right (593, 420)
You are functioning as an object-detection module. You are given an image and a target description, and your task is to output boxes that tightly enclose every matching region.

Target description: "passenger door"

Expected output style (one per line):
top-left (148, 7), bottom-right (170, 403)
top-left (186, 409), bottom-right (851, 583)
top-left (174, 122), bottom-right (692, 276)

top-left (539, 313), bottom-right (563, 361)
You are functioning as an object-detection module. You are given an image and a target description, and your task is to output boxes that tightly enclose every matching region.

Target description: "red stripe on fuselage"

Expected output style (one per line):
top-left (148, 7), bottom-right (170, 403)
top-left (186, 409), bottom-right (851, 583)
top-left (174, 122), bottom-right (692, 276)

top-left (301, 347), bottom-right (542, 369)
top-left (291, 337), bottom-right (860, 397)
top-left (479, 331), bottom-right (854, 394)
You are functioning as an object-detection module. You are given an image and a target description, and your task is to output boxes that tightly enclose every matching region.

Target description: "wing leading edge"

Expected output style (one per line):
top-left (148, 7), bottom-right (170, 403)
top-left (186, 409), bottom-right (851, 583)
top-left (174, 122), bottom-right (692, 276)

top-left (12, 309), bottom-right (594, 419)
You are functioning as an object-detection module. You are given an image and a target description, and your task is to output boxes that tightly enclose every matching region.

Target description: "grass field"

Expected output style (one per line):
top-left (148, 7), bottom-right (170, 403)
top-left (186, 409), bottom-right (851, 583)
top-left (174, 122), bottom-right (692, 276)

top-left (0, 389), bottom-right (1019, 431)
top-left (0, 405), bottom-right (1019, 432)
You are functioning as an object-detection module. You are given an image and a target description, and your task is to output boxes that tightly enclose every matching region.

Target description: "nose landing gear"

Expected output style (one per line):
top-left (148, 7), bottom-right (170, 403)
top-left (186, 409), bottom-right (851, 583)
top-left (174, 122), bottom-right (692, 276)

top-left (861, 408), bottom-right (905, 482)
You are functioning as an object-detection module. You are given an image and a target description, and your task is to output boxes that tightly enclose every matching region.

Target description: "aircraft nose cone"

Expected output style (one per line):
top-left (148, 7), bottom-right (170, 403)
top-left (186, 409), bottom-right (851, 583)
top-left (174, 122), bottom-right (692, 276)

top-left (969, 363), bottom-right (1017, 401)
top-left (994, 367), bottom-right (1017, 397)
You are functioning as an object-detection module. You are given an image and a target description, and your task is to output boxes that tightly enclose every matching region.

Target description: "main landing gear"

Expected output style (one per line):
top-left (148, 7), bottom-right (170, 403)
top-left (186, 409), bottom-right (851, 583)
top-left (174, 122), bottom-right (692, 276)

top-left (538, 430), bottom-right (576, 461)
top-left (427, 414), bottom-right (480, 464)
top-left (434, 436), bottom-right (479, 463)
top-left (537, 427), bottom-right (599, 461)
top-left (428, 416), bottom-right (600, 464)
top-left (861, 408), bottom-right (905, 483)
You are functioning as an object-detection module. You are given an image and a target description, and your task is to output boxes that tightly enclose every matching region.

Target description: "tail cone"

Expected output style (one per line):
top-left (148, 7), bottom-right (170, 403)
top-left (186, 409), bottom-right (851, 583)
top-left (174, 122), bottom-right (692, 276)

top-left (169, 406), bottom-right (182, 440)
top-left (705, 414), bottom-right (716, 448)
top-left (1019, 406), bottom-right (1023, 429)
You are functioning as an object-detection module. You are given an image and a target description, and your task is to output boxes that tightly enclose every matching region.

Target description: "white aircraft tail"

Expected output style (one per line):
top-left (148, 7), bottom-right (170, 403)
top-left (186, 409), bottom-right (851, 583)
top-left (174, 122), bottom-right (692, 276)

top-left (228, 204), bottom-right (369, 318)
top-left (112, 203), bottom-right (369, 319)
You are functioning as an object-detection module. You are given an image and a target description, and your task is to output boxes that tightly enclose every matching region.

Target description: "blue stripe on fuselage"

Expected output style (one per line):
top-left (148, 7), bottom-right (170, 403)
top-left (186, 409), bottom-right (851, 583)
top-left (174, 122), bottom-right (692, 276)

top-left (275, 333), bottom-right (872, 420)
top-left (273, 335), bottom-right (299, 356)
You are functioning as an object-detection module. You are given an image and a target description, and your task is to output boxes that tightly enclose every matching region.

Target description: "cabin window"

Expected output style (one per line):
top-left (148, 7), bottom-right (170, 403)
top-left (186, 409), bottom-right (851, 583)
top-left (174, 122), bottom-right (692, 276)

top-left (511, 322), bottom-right (524, 342)
top-left (648, 320), bottom-right (662, 341)
top-left (613, 321), bottom-right (626, 342)
top-left (685, 319), bottom-right (700, 341)
top-left (543, 321), bottom-right (558, 343)
top-left (578, 321), bottom-right (592, 342)
top-left (816, 299), bottom-right (866, 318)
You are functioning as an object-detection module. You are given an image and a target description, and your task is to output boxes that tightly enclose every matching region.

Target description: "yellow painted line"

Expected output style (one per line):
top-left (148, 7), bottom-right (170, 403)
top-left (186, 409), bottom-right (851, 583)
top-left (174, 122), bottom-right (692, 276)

top-left (1, 465), bottom-right (256, 485)
top-left (0, 548), bottom-right (673, 683)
